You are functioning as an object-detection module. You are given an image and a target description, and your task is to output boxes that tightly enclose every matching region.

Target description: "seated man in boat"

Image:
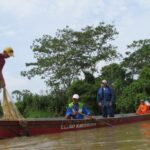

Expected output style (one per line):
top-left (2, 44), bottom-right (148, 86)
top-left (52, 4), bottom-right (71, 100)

top-left (65, 94), bottom-right (92, 119)
top-left (136, 99), bottom-right (150, 115)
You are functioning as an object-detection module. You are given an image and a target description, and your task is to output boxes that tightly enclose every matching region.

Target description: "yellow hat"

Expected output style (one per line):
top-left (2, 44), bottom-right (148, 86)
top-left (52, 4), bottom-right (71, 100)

top-left (3, 47), bottom-right (14, 56)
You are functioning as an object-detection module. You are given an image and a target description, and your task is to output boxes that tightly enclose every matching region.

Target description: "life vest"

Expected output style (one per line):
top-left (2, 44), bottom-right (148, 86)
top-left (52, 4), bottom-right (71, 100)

top-left (69, 102), bottom-right (84, 113)
top-left (136, 104), bottom-right (150, 115)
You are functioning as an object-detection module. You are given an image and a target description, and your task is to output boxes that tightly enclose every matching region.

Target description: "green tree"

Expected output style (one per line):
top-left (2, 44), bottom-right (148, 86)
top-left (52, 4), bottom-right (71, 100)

top-left (21, 23), bottom-right (119, 90)
top-left (100, 63), bottom-right (125, 84)
top-left (100, 63), bottom-right (127, 99)
top-left (83, 71), bottom-right (95, 84)
top-left (116, 79), bottom-right (150, 113)
top-left (139, 67), bottom-right (150, 95)
top-left (122, 39), bottom-right (150, 76)
top-left (139, 66), bottom-right (150, 80)
top-left (12, 90), bottom-right (22, 101)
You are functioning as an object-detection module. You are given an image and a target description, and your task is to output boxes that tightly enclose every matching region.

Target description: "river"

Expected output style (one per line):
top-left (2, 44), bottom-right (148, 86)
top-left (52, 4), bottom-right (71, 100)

top-left (0, 121), bottom-right (150, 150)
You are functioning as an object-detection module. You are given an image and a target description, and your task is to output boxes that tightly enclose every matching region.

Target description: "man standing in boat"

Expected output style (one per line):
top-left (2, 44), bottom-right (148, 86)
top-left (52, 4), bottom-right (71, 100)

top-left (0, 47), bottom-right (14, 89)
top-left (65, 94), bottom-right (92, 119)
top-left (97, 79), bottom-right (115, 118)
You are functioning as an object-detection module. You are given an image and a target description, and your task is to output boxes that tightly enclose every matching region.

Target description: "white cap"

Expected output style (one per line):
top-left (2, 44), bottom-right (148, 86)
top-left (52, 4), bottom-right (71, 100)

top-left (72, 94), bottom-right (79, 99)
top-left (145, 101), bottom-right (150, 106)
top-left (102, 79), bottom-right (107, 84)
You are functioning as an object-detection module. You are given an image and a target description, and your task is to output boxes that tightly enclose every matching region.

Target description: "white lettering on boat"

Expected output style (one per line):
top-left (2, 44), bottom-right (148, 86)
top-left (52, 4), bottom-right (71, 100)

top-left (61, 122), bottom-right (96, 130)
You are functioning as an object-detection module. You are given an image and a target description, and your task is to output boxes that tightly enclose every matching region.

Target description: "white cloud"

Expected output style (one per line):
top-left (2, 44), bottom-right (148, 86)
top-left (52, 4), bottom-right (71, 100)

top-left (114, 1), bottom-right (150, 53)
top-left (100, 0), bottom-right (128, 20)
top-left (0, 30), bottom-right (15, 38)
top-left (0, 0), bottom-right (39, 18)
top-left (137, 0), bottom-right (150, 8)
top-left (4, 71), bottom-right (46, 94)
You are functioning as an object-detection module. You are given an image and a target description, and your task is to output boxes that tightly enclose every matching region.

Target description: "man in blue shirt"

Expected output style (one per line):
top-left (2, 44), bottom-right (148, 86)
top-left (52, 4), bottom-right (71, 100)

top-left (65, 94), bottom-right (92, 119)
top-left (97, 80), bottom-right (115, 118)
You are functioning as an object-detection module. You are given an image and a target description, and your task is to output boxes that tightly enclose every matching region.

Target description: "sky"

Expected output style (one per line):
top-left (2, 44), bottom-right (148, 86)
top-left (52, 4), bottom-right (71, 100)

top-left (0, 0), bottom-right (150, 94)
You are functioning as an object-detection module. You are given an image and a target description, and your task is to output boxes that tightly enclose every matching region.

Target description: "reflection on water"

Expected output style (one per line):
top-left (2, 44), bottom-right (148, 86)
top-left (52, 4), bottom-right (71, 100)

top-left (1, 121), bottom-right (150, 150)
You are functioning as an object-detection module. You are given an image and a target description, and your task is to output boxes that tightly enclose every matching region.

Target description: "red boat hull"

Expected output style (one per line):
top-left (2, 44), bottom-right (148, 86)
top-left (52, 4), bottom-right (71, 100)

top-left (0, 113), bottom-right (150, 139)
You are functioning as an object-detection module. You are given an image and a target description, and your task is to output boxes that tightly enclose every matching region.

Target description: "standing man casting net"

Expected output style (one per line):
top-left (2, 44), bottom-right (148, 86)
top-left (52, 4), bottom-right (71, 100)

top-left (0, 47), bottom-right (24, 120)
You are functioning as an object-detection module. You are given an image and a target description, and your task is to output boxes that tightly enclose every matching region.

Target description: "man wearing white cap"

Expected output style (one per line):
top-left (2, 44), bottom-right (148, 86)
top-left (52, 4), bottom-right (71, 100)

top-left (65, 94), bottom-right (92, 119)
top-left (97, 79), bottom-right (115, 118)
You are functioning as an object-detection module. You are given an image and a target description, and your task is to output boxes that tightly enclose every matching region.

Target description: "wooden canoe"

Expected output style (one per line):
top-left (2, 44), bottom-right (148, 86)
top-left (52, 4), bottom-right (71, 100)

top-left (0, 113), bottom-right (150, 139)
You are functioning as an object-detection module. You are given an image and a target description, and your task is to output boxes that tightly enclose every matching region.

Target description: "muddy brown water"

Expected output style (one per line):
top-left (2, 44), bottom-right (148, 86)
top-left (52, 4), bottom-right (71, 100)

top-left (0, 121), bottom-right (150, 150)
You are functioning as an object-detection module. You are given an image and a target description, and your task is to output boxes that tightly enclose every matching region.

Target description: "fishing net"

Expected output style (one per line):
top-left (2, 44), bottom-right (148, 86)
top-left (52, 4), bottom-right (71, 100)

top-left (2, 88), bottom-right (24, 120)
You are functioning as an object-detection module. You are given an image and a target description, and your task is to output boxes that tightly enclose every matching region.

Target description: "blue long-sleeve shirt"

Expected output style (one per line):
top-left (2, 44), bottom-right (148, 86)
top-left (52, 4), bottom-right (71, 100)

top-left (97, 86), bottom-right (115, 106)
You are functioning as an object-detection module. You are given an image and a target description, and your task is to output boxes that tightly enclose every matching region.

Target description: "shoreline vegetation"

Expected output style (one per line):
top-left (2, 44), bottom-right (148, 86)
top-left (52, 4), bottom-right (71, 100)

top-left (1, 23), bottom-right (150, 118)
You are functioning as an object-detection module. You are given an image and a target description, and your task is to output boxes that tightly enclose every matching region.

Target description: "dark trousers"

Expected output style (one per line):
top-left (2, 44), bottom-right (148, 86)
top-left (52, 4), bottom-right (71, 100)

top-left (101, 104), bottom-right (114, 118)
